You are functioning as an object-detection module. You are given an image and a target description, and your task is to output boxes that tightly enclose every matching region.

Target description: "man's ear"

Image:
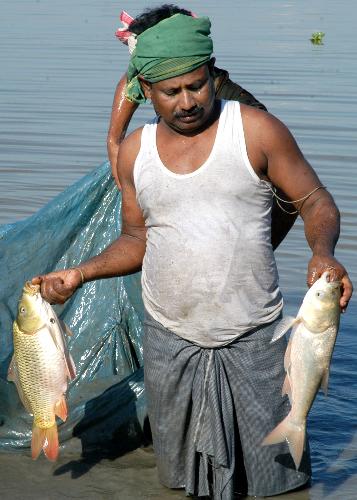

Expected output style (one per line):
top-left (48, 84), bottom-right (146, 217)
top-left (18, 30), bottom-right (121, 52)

top-left (138, 76), bottom-right (152, 100)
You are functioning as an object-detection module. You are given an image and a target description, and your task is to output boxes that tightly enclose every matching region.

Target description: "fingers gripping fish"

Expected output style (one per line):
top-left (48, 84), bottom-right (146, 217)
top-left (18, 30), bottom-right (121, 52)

top-left (262, 271), bottom-right (341, 469)
top-left (7, 282), bottom-right (76, 461)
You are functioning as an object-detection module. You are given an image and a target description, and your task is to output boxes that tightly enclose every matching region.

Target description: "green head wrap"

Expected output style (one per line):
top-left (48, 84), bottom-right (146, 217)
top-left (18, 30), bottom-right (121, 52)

top-left (126, 14), bottom-right (213, 104)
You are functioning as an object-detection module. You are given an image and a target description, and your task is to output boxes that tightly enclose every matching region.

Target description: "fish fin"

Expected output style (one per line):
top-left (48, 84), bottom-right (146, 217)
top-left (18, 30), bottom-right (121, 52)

top-left (320, 368), bottom-right (330, 396)
top-left (54, 396), bottom-right (68, 422)
top-left (43, 425), bottom-right (59, 461)
top-left (48, 324), bottom-right (61, 350)
top-left (284, 336), bottom-right (293, 372)
top-left (7, 355), bottom-right (17, 382)
top-left (59, 318), bottom-right (73, 337)
top-left (262, 415), bottom-right (306, 470)
top-left (271, 316), bottom-right (299, 343)
top-left (43, 302), bottom-right (68, 348)
top-left (7, 357), bottom-right (32, 413)
top-left (65, 352), bottom-right (76, 381)
top-left (31, 425), bottom-right (46, 460)
top-left (56, 332), bottom-right (76, 381)
top-left (282, 335), bottom-right (294, 403)
top-left (31, 423), bottom-right (59, 462)
top-left (282, 374), bottom-right (292, 402)
top-left (47, 313), bottom-right (76, 381)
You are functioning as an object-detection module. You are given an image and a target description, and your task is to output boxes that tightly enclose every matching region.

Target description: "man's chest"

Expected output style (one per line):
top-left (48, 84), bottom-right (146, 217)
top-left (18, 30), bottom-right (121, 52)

top-left (155, 123), bottom-right (218, 175)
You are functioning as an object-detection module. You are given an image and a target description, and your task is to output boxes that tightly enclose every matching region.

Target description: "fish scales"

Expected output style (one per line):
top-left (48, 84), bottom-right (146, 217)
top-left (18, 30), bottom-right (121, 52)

top-left (8, 282), bottom-right (76, 461)
top-left (262, 271), bottom-right (341, 469)
top-left (288, 323), bottom-right (337, 425)
top-left (13, 322), bottom-right (68, 428)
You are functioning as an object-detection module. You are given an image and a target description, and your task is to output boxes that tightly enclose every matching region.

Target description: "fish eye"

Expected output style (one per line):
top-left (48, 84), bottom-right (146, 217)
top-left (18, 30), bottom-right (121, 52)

top-left (50, 318), bottom-right (55, 324)
top-left (19, 306), bottom-right (26, 314)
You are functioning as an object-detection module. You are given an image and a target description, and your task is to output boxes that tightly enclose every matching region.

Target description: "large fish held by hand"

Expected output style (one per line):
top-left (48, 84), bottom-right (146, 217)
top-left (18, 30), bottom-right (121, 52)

top-left (7, 282), bottom-right (76, 461)
top-left (262, 271), bottom-right (341, 469)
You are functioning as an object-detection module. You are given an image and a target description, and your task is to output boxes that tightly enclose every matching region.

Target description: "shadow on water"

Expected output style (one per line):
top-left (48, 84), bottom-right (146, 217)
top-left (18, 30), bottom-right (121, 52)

top-left (54, 371), bottom-right (152, 479)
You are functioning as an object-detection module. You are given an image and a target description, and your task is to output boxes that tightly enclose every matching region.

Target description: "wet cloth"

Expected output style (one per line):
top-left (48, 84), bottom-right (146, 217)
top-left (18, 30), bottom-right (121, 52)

top-left (126, 14), bottom-right (213, 103)
top-left (214, 67), bottom-right (267, 111)
top-left (143, 312), bottom-right (311, 498)
top-left (135, 101), bottom-right (282, 346)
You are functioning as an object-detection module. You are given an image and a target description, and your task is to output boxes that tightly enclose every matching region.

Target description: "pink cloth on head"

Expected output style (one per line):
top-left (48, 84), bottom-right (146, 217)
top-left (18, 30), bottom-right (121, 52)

top-left (115, 10), bottom-right (134, 44)
top-left (115, 9), bottom-right (198, 46)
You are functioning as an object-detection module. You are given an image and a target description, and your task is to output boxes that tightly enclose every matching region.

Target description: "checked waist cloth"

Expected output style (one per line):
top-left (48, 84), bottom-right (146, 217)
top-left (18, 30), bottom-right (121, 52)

top-left (143, 312), bottom-right (311, 498)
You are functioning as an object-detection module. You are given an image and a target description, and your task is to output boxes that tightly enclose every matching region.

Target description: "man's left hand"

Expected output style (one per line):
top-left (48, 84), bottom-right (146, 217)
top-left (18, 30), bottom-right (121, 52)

top-left (307, 255), bottom-right (353, 312)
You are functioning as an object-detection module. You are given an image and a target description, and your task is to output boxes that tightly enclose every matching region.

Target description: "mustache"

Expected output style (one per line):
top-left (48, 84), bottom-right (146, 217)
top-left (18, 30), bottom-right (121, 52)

top-left (174, 107), bottom-right (203, 119)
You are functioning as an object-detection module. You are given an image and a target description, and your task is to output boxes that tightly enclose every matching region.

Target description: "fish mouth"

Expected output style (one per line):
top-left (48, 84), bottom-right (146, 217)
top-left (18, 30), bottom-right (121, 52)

top-left (329, 281), bottom-right (341, 289)
top-left (322, 271), bottom-right (341, 288)
top-left (24, 281), bottom-right (40, 296)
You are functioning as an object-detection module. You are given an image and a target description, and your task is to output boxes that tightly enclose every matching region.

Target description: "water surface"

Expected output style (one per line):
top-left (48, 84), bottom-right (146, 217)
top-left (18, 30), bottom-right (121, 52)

top-left (1, 1), bottom-right (356, 498)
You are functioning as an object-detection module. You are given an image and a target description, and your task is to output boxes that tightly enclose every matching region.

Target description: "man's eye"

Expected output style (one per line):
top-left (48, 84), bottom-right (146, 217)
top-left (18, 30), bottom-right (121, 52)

top-left (190, 81), bottom-right (206, 91)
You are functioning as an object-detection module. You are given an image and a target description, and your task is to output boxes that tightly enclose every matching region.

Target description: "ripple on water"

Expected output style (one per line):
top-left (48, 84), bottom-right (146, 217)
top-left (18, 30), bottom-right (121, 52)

top-left (1, 0), bottom-right (357, 497)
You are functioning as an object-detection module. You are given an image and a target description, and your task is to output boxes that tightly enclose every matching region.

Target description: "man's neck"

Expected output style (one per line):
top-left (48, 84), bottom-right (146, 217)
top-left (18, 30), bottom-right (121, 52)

top-left (158, 99), bottom-right (221, 139)
top-left (155, 100), bottom-right (222, 175)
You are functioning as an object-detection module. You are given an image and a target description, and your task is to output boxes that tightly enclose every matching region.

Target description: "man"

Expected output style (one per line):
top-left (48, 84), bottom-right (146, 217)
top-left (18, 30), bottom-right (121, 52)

top-left (107, 5), bottom-right (267, 187)
top-left (34, 10), bottom-right (352, 499)
top-left (107, 5), bottom-right (295, 251)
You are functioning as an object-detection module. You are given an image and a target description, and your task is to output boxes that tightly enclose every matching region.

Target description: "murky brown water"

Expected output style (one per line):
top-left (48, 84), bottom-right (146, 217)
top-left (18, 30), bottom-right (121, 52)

top-left (1, 0), bottom-right (356, 498)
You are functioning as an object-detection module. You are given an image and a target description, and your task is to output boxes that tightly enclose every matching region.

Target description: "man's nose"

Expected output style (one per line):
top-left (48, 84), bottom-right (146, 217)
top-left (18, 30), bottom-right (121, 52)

top-left (179, 90), bottom-right (196, 110)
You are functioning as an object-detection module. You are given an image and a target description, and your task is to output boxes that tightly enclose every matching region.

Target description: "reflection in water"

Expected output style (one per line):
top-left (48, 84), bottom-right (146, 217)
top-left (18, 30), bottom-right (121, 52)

top-left (1, 0), bottom-right (356, 498)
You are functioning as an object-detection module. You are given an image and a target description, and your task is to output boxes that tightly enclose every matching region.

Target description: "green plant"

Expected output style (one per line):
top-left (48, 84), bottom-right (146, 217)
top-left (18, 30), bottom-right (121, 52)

top-left (310, 32), bottom-right (325, 45)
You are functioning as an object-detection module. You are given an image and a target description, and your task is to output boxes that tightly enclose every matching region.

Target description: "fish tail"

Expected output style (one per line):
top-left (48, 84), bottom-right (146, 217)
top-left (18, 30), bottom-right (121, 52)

top-left (262, 415), bottom-right (305, 470)
top-left (31, 422), bottom-right (59, 462)
top-left (55, 396), bottom-right (68, 422)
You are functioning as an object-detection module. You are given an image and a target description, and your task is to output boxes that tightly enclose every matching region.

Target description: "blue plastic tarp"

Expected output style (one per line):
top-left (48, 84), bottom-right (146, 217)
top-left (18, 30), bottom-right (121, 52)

top-left (0, 162), bottom-right (147, 455)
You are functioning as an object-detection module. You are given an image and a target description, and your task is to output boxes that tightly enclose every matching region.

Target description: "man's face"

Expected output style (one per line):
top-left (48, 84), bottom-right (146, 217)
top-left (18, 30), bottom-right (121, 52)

top-left (141, 63), bottom-right (216, 134)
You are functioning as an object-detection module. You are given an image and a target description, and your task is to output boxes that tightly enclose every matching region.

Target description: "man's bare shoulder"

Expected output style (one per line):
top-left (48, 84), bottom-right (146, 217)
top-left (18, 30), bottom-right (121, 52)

top-left (240, 102), bottom-right (298, 155)
top-left (120, 126), bottom-right (144, 161)
top-left (117, 126), bottom-right (145, 187)
top-left (240, 103), bottom-right (290, 137)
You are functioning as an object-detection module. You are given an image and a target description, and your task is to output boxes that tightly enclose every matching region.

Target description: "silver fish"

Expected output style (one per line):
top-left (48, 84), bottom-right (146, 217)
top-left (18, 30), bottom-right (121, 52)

top-left (262, 271), bottom-right (341, 469)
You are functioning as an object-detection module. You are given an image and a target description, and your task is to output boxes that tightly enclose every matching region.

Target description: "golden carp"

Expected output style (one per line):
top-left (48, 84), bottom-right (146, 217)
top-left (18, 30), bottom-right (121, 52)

top-left (7, 282), bottom-right (76, 461)
top-left (262, 271), bottom-right (341, 469)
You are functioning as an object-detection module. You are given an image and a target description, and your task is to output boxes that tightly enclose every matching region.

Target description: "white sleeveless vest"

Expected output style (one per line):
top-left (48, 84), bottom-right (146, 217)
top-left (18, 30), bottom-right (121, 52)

top-left (134, 100), bottom-right (283, 347)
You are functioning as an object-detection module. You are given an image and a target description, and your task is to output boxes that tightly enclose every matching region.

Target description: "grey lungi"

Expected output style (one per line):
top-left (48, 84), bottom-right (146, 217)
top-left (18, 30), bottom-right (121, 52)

top-left (143, 313), bottom-right (311, 498)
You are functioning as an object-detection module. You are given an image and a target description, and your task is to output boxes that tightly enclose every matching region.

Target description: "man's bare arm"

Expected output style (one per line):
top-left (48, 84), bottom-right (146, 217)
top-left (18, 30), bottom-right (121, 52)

top-left (243, 105), bottom-right (353, 310)
top-left (108, 72), bottom-right (295, 248)
top-left (107, 74), bottom-right (138, 188)
top-left (34, 129), bottom-right (145, 304)
top-left (270, 188), bottom-right (298, 250)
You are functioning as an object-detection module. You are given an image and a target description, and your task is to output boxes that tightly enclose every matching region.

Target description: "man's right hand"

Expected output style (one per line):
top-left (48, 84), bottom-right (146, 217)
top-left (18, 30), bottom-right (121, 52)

top-left (32, 268), bottom-right (83, 304)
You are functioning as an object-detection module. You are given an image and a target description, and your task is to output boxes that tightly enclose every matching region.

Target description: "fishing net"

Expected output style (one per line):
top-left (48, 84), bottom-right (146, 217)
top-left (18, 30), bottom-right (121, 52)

top-left (0, 162), bottom-right (148, 456)
top-left (0, 79), bottom-right (269, 456)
